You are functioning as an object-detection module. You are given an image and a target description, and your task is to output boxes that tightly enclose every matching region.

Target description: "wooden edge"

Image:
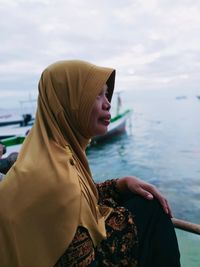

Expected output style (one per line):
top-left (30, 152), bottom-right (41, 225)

top-left (172, 218), bottom-right (200, 235)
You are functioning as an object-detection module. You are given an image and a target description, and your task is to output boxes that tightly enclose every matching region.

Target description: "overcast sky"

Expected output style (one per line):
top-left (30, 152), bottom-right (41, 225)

top-left (1, 0), bottom-right (200, 107)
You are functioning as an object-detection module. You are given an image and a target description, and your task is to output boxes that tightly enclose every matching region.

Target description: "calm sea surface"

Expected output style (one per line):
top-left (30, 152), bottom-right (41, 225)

top-left (87, 88), bottom-right (200, 267)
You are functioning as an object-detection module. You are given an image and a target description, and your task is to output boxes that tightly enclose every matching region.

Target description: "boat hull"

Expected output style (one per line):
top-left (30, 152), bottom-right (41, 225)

top-left (91, 109), bottom-right (132, 144)
top-left (0, 109), bottom-right (133, 155)
top-left (0, 113), bottom-right (33, 127)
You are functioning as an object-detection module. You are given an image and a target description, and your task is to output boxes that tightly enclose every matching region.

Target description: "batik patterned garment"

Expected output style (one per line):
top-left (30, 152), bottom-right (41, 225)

top-left (55, 179), bottom-right (138, 267)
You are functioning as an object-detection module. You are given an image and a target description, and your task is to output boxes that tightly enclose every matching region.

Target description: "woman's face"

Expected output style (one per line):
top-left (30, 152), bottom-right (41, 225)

top-left (88, 84), bottom-right (111, 137)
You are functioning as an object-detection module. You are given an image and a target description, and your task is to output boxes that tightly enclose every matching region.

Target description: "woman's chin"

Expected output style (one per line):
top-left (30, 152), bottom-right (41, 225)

top-left (92, 127), bottom-right (108, 138)
top-left (98, 127), bottom-right (108, 136)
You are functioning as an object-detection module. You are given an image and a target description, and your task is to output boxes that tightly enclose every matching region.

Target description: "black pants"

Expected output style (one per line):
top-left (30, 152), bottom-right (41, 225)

top-left (55, 195), bottom-right (180, 267)
top-left (122, 195), bottom-right (181, 267)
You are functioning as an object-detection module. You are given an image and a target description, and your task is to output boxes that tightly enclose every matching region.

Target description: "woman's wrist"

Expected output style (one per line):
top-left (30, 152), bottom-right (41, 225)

top-left (115, 177), bottom-right (130, 193)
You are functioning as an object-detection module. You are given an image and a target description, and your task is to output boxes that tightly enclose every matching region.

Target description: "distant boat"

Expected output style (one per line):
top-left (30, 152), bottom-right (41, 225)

top-left (0, 109), bottom-right (132, 145)
top-left (0, 92), bottom-right (132, 155)
top-left (0, 108), bottom-right (132, 155)
top-left (175, 96), bottom-right (187, 100)
top-left (0, 122), bottom-right (32, 140)
top-left (196, 96), bottom-right (200, 100)
top-left (0, 113), bottom-right (33, 127)
top-left (0, 96), bottom-right (36, 127)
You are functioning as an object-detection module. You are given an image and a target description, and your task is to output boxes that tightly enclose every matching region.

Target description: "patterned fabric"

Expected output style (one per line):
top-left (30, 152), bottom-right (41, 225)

top-left (96, 206), bottom-right (138, 266)
top-left (54, 227), bottom-right (95, 267)
top-left (55, 179), bottom-right (138, 267)
top-left (96, 179), bottom-right (122, 206)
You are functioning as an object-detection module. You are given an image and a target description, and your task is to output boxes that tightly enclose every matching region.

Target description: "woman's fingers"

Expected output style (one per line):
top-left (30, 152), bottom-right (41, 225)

top-left (144, 184), bottom-right (173, 217)
top-left (123, 176), bottom-right (173, 218)
top-left (135, 186), bottom-right (154, 200)
top-left (163, 199), bottom-right (173, 218)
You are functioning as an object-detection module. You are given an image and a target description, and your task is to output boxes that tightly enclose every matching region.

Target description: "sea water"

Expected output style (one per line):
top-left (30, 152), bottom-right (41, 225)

top-left (87, 88), bottom-right (200, 267)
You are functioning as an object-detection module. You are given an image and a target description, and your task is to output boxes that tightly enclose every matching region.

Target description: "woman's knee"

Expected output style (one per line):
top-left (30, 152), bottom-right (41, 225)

top-left (122, 195), bottom-right (163, 217)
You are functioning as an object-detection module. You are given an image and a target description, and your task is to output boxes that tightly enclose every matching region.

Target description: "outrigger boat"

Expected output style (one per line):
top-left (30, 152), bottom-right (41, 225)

top-left (91, 109), bottom-right (132, 144)
top-left (0, 108), bottom-right (133, 156)
top-left (0, 96), bottom-right (36, 127)
top-left (0, 122), bottom-right (32, 140)
top-left (0, 113), bottom-right (33, 127)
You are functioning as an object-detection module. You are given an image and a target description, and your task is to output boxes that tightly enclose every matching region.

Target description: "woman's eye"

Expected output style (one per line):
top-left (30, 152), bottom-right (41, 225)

top-left (97, 89), bottom-right (108, 99)
top-left (97, 92), bottom-right (103, 98)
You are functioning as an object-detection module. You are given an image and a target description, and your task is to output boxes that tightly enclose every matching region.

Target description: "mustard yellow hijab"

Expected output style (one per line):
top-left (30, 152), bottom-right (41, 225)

top-left (0, 60), bottom-right (115, 267)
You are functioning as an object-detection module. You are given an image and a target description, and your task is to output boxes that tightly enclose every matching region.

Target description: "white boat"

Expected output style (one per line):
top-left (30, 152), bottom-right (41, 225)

top-left (0, 92), bottom-right (132, 156)
top-left (0, 113), bottom-right (33, 127)
top-left (91, 109), bottom-right (132, 144)
top-left (0, 113), bottom-right (23, 127)
top-left (0, 123), bottom-right (32, 140)
top-left (0, 108), bottom-right (132, 156)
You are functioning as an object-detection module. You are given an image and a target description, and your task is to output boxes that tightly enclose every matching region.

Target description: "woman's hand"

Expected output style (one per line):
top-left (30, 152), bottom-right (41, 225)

top-left (116, 176), bottom-right (173, 217)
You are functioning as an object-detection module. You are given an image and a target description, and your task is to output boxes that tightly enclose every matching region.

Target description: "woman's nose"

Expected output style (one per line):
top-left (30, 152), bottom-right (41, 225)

top-left (103, 98), bottom-right (111, 111)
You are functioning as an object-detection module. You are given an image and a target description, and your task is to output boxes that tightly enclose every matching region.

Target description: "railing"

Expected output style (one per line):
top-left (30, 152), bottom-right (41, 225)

top-left (172, 218), bottom-right (200, 235)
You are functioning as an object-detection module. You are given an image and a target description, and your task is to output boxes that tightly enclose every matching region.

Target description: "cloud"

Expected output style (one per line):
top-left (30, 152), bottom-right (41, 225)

top-left (1, 0), bottom-right (200, 107)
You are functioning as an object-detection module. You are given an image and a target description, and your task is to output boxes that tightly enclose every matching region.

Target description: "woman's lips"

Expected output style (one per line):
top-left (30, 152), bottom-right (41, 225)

top-left (103, 119), bottom-right (110, 126)
top-left (99, 115), bottom-right (111, 126)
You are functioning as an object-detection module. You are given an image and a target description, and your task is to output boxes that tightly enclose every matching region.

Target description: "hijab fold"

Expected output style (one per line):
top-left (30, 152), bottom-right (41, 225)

top-left (0, 60), bottom-right (115, 267)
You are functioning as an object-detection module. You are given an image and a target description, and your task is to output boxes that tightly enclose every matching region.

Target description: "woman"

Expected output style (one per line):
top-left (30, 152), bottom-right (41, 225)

top-left (0, 60), bottom-right (180, 267)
